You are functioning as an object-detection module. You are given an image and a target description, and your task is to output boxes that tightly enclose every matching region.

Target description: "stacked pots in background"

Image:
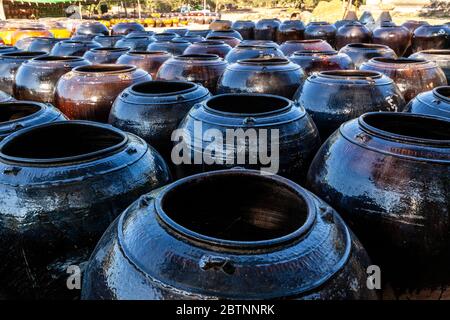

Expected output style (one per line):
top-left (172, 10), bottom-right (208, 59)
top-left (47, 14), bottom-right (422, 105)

top-left (55, 64), bottom-right (151, 122)
top-left (289, 50), bottom-right (354, 77)
top-left (83, 47), bottom-right (129, 64)
top-left (255, 19), bottom-right (281, 41)
top-left (304, 22), bottom-right (337, 48)
top-left (280, 39), bottom-right (333, 56)
top-left (372, 24), bottom-right (411, 57)
top-left (406, 86), bottom-right (450, 119)
top-left (232, 20), bottom-right (255, 40)
top-left (117, 50), bottom-right (171, 78)
top-left (0, 121), bottom-right (170, 299)
top-left (276, 20), bottom-right (305, 43)
top-left (412, 24), bottom-right (449, 52)
top-left (183, 40), bottom-right (232, 58)
top-left (335, 21), bottom-right (372, 50)
top-left (410, 49), bottom-right (450, 82)
top-left (225, 44), bottom-right (285, 63)
top-left (339, 43), bottom-right (397, 68)
top-left (50, 40), bottom-right (101, 57)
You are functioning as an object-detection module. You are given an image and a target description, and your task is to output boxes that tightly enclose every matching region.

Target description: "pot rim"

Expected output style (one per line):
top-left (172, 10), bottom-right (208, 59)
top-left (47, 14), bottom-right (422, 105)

top-left (433, 86), bottom-right (450, 103)
top-left (238, 57), bottom-right (290, 65)
top-left (90, 47), bottom-right (130, 53)
top-left (128, 50), bottom-right (170, 56)
top-left (285, 39), bottom-right (325, 44)
top-left (194, 40), bottom-right (227, 46)
top-left (0, 101), bottom-right (45, 125)
top-left (369, 57), bottom-right (429, 66)
top-left (129, 80), bottom-right (199, 97)
top-left (0, 51), bottom-right (47, 59)
top-left (319, 70), bottom-right (383, 79)
top-left (345, 43), bottom-right (392, 50)
top-left (73, 64), bottom-right (137, 75)
top-left (292, 50), bottom-right (338, 56)
top-left (174, 53), bottom-right (221, 61)
top-left (154, 169), bottom-right (316, 250)
top-left (31, 55), bottom-right (86, 62)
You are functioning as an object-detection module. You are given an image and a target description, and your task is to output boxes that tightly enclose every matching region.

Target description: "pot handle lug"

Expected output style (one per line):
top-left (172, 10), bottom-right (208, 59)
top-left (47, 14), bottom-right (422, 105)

top-left (199, 255), bottom-right (235, 275)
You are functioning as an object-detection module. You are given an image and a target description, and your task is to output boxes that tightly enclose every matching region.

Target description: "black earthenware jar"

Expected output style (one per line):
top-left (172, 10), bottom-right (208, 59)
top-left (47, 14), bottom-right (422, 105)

top-left (207, 29), bottom-right (243, 41)
top-left (307, 112), bottom-right (450, 292)
top-left (231, 20), bottom-right (255, 40)
top-left (115, 36), bottom-right (155, 51)
top-left (76, 21), bottom-right (109, 36)
top-left (277, 20), bottom-right (305, 43)
top-left (225, 44), bottom-right (285, 63)
top-left (109, 80), bottom-right (210, 163)
top-left (289, 50), bottom-right (354, 77)
top-left (412, 25), bottom-right (450, 52)
top-left (372, 24), bottom-right (411, 57)
top-left (83, 47), bottom-right (129, 64)
top-left (295, 70), bottom-right (405, 139)
top-left (112, 22), bottom-right (145, 35)
top-left (335, 21), bottom-right (372, 50)
top-left (304, 22), bottom-right (337, 48)
top-left (410, 49), bottom-right (450, 82)
top-left (92, 35), bottom-right (124, 47)
top-left (339, 43), bottom-right (397, 68)
top-left (50, 40), bottom-right (101, 57)
top-left (117, 50), bottom-right (171, 78)
top-left (334, 19), bottom-right (354, 31)
top-left (405, 86), bottom-right (450, 119)
top-left (280, 39), bottom-right (333, 56)
top-left (183, 40), bottom-right (232, 58)
top-left (255, 19), bottom-right (281, 41)
top-left (147, 39), bottom-right (190, 55)
top-left (0, 121), bottom-right (171, 299)
top-left (402, 20), bottom-right (429, 56)
top-left (28, 37), bottom-right (66, 53)
top-left (82, 169), bottom-right (377, 300)
top-left (14, 56), bottom-right (90, 104)
top-left (217, 57), bottom-right (304, 99)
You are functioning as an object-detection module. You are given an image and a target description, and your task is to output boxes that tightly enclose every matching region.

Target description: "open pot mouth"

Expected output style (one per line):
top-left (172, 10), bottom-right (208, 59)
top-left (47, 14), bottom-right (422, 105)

top-left (131, 80), bottom-right (197, 95)
top-left (0, 102), bottom-right (42, 124)
top-left (433, 86), bottom-right (450, 103)
top-left (359, 112), bottom-right (450, 146)
top-left (320, 70), bottom-right (383, 80)
top-left (0, 121), bottom-right (128, 164)
top-left (0, 51), bottom-right (46, 59)
top-left (175, 54), bottom-right (220, 61)
top-left (346, 43), bottom-right (391, 50)
top-left (205, 93), bottom-right (291, 116)
top-left (286, 39), bottom-right (323, 44)
top-left (156, 169), bottom-right (315, 249)
top-left (91, 47), bottom-right (130, 52)
top-left (293, 50), bottom-right (337, 56)
top-left (236, 44), bottom-right (276, 50)
top-left (61, 40), bottom-right (95, 45)
top-left (238, 57), bottom-right (289, 65)
top-left (371, 57), bottom-right (427, 64)
top-left (196, 40), bottom-right (226, 46)
top-left (31, 55), bottom-right (85, 62)
top-left (73, 64), bottom-right (136, 74)
top-left (130, 50), bottom-right (169, 56)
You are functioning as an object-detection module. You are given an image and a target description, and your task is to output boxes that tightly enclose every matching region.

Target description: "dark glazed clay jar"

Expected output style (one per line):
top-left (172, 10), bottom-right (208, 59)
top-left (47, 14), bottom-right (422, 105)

top-left (117, 50), bottom-right (171, 78)
top-left (156, 54), bottom-right (227, 94)
top-left (289, 50), bottom-right (354, 77)
top-left (83, 47), bottom-right (129, 64)
top-left (50, 40), bottom-right (101, 57)
top-left (372, 25), bottom-right (411, 57)
top-left (55, 64), bottom-right (151, 122)
top-left (412, 25), bottom-right (449, 52)
top-left (405, 86), bottom-right (450, 119)
top-left (174, 94), bottom-right (320, 182)
top-left (82, 169), bottom-right (377, 300)
top-left (0, 121), bottom-right (170, 299)
top-left (295, 70), bottom-right (405, 139)
top-left (217, 57), bottom-right (304, 99)
top-left (255, 19), bottom-right (281, 41)
top-left (304, 22), bottom-right (337, 48)
top-left (307, 112), bottom-right (450, 292)
top-left (225, 44), bottom-right (285, 63)
top-left (154, 32), bottom-right (179, 42)
top-left (335, 21), bottom-right (372, 50)
top-left (0, 101), bottom-right (66, 141)
top-left (280, 39), bottom-right (333, 56)
top-left (76, 21), bottom-right (109, 36)
top-left (14, 56), bottom-right (90, 104)
top-left (111, 22), bottom-right (145, 35)
top-left (360, 57), bottom-right (447, 102)
top-left (115, 36), bottom-right (154, 51)
top-left (277, 20), bottom-right (305, 43)
top-left (187, 29), bottom-right (210, 38)
top-left (28, 37), bottom-right (65, 53)
top-left (339, 43), bottom-right (397, 68)
top-left (231, 20), bottom-right (255, 40)
top-left (0, 51), bottom-right (47, 95)
top-left (207, 29), bottom-right (243, 41)
top-left (410, 49), bottom-right (450, 82)
top-left (184, 40), bottom-right (232, 58)
top-left (334, 20), bottom-right (355, 31)
top-left (147, 39), bottom-right (190, 55)
top-left (109, 80), bottom-right (210, 163)
top-left (92, 35), bottom-right (124, 47)
top-left (206, 35), bottom-right (240, 48)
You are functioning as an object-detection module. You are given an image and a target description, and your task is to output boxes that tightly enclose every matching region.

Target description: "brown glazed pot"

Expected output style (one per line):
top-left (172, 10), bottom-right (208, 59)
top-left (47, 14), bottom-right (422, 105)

top-left (183, 40), bottom-right (232, 58)
top-left (372, 25), bottom-right (411, 57)
top-left (339, 43), bottom-right (397, 68)
top-left (280, 39), bottom-right (333, 56)
top-left (207, 29), bottom-right (243, 41)
top-left (116, 50), bottom-right (171, 78)
top-left (231, 20), bottom-right (255, 40)
top-left (206, 35), bottom-right (240, 48)
top-left (82, 47), bottom-right (129, 64)
top-left (304, 22), bottom-right (337, 48)
top-left (50, 40), bottom-right (101, 57)
top-left (276, 20), bottom-right (305, 44)
top-left (410, 49), bottom-right (450, 83)
top-left (405, 86), bottom-right (450, 119)
top-left (289, 50), bottom-right (354, 77)
top-left (307, 112), bottom-right (450, 293)
top-left (55, 64), bottom-right (151, 122)
top-left (14, 56), bottom-right (90, 105)
top-left (111, 22), bottom-right (145, 35)
top-left (156, 54), bottom-right (226, 95)
top-left (255, 19), bottom-right (281, 41)
top-left (225, 44), bottom-right (285, 63)
top-left (360, 57), bottom-right (447, 102)
top-left (216, 57), bottom-right (305, 99)
top-left (0, 51), bottom-right (47, 95)
top-left (209, 19), bottom-right (232, 31)
top-left (335, 21), bottom-right (372, 50)
top-left (412, 25), bottom-right (450, 53)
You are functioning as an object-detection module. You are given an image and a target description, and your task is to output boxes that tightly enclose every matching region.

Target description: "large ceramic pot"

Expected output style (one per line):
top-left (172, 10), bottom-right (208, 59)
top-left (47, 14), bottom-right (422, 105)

top-left (277, 20), bottom-right (305, 43)
top-left (111, 22), bottom-right (145, 35)
top-left (225, 44), bottom-right (285, 63)
top-left (231, 20), bottom-right (255, 40)
top-left (14, 56), bottom-right (90, 104)
top-left (164, 28), bottom-right (188, 36)
top-left (76, 21), bottom-right (109, 36)
top-left (307, 112), bottom-right (450, 292)
top-left (0, 121), bottom-right (170, 299)
top-left (402, 21), bottom-right (430, 56)
top-left (0, 101), bottom-right (66, 141)
top-left (405, 86), bottom-right (450, 119)
top-left (335, 21), bottom-right (372, 50)
top-left (206, 35), bottom-right (240, 48)
top-left (156, 54), bottom-right (227, 95)
top-left (360, 57), bottom-right (447, 102)
top-left (92, 35), bottom-right (124, 47)
top-left (115, 35), bottom-right (154, 51)
top-left (217, 57), bottom-right (304, 99)
top-left (0, 51), bottom-right (47, 95)
top-left (209, 19), bottom-right (232, 31)
top-left (372, 25), bottom-right (411, 57)
top-left (55, 64), bottom-right (151, 122)
top-left (207, 29), bottom-right (243, 41)
top-left (304, 22), bottom-right (337, 48)
top-left (339, 43), bottom-right (397, 68)
top-left (186, 29), bottom-right (210, 38)
top-left (153, 32), bottom-right (179, 42)
top-left (147, 39), bottom-right (190, 55)
top-left (289, 50), bottom-right (354, 77)
top-left (109, 80), bottom-right (210, 163)
top-left (295, 70), bottom-right (405, 139)
top-left (255, 19), bottom-right (281, 41)
top-left (83, 47), bottom-right (129, 64)
top-left (28, 37), bottom-right (65, 53)
top-left (412, 25), bottom-right (449, 52)
top-left (11, 26), bottom-right (53, 45)
top-left (82, 168), bottom-right (377, 300)
top-left (280, 39), bottom-right (333, 56)
top-left (183, 40), bottom-right (232, 58)
top-left (50, 40), bottom-right (101, 57)
top-left (334, 20), bottom-right (355, 31)
top-left (410, 49), bottom-right (450, 82)
top-left (117, 50), bottom-right (171, 78)
top-left (174, 94), bottom-right (320, 181)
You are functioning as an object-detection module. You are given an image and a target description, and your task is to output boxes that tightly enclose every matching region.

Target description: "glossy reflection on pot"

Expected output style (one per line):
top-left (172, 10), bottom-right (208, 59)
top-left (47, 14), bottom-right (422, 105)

top-left (116, 50), bottom-right (171, 78)
top-left (225, 44), bottom-right (285, 63)
top-left (339, 43), bottom-right (397, 68)
top-left (405, 86), bottom-right (450, 119)
top-left (295, 70), bottom-right (405, 139)
top-left (360, 57), bottom-right (447, 102)
top-left (28, 37), bottom-right (66, 53)
top-left (50, 40), bottom-right (101, 57)
top-left (207, 29), bottom-right (243, 41)
top-left (111, 22), bottom-right (145, 35)
top-left (83, 47), bottom-right (129, 64)
top-left (232, 20), bottom-right (255, 40)
top-left (183, 40), bottom-right (232, 58)
top-left (372, 24), bottom-right (411, 57)
top-left (289, 50), bottom-right (354, 77)
top-left (55, 64), bottom-right (151, 122)
top-left (307, 112), bottom-right (450, 291)
top-left (255, 19), bottom-right (281, 41)
top-left (76, 21), bottom-right (109, 36)
top-left (335, 21), bottom-right (372, 50)
top-left (410, 49), bottom-right (450, 82)
top-left (304, 22), bottom-right (337, 48)
top-left (280, 39), bottom-right (333, 56)
top-left (0, 121), bottom-right (170, 299)
top-left (412, 25), bottom-right (449, 52)
top-left (277, 20), bottom-right (305, 43)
